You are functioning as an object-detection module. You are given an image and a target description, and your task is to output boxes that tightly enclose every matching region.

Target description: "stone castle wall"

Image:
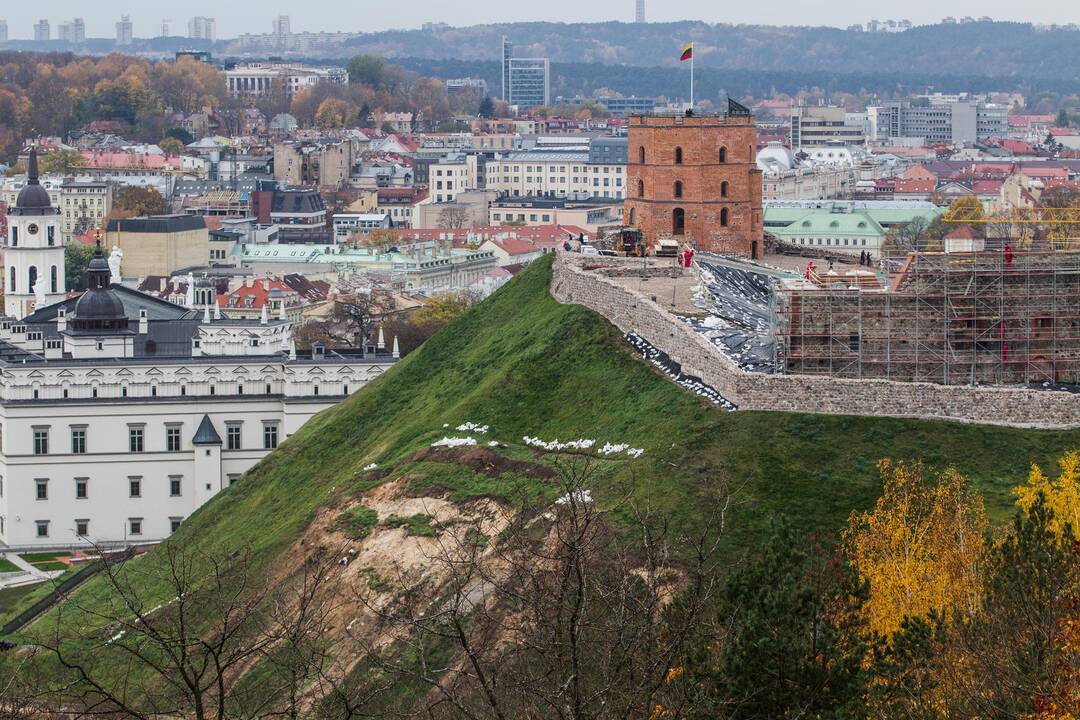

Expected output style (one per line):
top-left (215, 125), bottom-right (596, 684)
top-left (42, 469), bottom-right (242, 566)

top-left (551, 256), bottom-right (1080, 429)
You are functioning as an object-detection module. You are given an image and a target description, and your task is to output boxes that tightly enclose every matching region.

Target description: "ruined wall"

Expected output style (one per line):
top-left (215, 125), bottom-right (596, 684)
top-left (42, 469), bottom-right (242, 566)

top-left (551, 256), bottom-right (1080, 429)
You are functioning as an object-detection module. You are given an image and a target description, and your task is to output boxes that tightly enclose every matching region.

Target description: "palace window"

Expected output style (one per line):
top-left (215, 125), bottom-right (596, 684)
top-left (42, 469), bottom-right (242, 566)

top-left (35, 478), bottom-right (48, 500)
top-left (166, 425), bottom-right (182, 452)
top-left (129, 477), bottom-right (142, 498)
top-left (71, 427), bottom-right (86, 454)
top-left (33, 428), bottom-right (49, 455)
top-left (263, 422), bottom-right (279, 450)
top-left (169, 476), bottom-right (182, 497)
top-left (75, 478), bottom-right (88, 499)
top-left (226, 424), bottom-right (242, 450)
top-left (129, 427), bottom-right (144, 453)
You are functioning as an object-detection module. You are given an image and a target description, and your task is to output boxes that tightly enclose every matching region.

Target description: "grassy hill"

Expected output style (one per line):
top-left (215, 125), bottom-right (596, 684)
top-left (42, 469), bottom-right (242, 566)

top-left (9, 255), bottom-right (1080, 710)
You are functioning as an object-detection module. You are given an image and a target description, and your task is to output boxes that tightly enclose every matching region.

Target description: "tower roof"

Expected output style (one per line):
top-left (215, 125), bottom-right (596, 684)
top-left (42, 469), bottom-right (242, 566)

top-left (13, 149), bottom-right (54, 214)
top-left (192, 414), bottom-right (223, 445)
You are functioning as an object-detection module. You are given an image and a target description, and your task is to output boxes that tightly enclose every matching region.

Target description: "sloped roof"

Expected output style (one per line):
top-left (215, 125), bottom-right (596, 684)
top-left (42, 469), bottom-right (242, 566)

top-left (771, 211), bottom-right (886, 238)
top-left (192, 415), bottom-right (222, 445)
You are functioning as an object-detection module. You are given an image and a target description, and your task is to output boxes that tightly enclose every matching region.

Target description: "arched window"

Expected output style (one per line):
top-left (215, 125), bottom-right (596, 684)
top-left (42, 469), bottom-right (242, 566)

top-left (721, 181), bottom-right (729, 198)
top-left (673, 208), bottom-right (686, 236)
top-left (673, 181), bottom-right (683, 198)
top-left (629, 207), bottom-right (636, 225)
top-left (8, 267), bottom-right (15, 293)
top-left (638, 179), bottom-right (645, 197)
top-left (674, 147), bottom-right (683, 164)
top-left (719, 146), bottom-right (727, 163)
top-left (638, 146), bottom-right (646, 164)
top-left (720, 208), bottom-right (729, 227)
top-left (27, 266), bottom-right (37, 296)
top-left (50, 266), bottom-right (57, 293)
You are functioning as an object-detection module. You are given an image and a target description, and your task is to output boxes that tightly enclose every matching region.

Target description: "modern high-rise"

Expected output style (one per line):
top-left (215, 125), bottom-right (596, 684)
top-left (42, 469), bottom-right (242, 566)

top-left (33, 19), bottom-right (49, 42)
top-left (501, 37), bottom-right (513, 101)
top-left (116, 15), bottom-right (133, 45)
top-left (57, 19), bottom-right (85, 43)
top-left (636, 0), bottom-right (646, 22)
top-left (506, 58), bottom-right (550, 109)
top-left (0, 20), bottom-right (8, 44)
top-left (188, 16), bottom-right (217, 41)
top-left (273, 15), bottom-right (291, 38)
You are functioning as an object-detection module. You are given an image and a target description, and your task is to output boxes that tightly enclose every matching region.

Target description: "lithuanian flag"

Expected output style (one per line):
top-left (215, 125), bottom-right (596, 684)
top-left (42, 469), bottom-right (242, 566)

top-left (679, 43), bottom-right (693, 62)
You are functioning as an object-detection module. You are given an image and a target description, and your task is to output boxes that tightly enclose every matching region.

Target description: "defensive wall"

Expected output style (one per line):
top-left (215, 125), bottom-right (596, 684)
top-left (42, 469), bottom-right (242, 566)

top-left (550, 254), bottom-right (1080, 429)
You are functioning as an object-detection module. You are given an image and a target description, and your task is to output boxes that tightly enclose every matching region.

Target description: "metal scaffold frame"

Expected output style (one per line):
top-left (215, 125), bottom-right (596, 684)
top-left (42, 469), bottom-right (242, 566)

top-left (777, 244), bottom-right (1080, 387)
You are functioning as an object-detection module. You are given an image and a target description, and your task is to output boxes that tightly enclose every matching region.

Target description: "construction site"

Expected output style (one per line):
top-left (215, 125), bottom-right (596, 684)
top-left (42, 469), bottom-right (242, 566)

top-left (777, 208), bottom-right (1080, 387)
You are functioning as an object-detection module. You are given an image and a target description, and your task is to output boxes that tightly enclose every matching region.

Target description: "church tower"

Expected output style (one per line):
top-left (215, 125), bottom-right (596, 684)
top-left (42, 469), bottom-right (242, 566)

top-left (4, 149), bottom-right (67, 319)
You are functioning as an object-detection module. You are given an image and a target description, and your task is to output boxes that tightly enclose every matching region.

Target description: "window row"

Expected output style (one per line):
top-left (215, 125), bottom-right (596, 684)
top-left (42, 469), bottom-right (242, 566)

top-left (34, 516), bottom-right (184, 538)
top-left (638, 146), bottom-right (729, 164)
top-left (637, 180), bottom-right (729, 199)
top-left (35, 475), bottom-right (185, 501)
top-left (31, 422), bottom-right (279, 455)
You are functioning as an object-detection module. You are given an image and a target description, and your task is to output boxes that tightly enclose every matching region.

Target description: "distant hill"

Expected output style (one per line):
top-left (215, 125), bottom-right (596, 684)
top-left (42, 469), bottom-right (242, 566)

top-left (10, 256), bottom-right (1080, 711)
top-left (339, 20), bottom-right (1080, 84)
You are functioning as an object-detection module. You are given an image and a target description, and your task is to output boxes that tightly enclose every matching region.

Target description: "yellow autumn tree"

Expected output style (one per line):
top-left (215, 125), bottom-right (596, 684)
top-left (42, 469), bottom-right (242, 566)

top-left (1016, 451), bottom-right (1080, 541)
top-left (843, 459), bottom-right (987, 638)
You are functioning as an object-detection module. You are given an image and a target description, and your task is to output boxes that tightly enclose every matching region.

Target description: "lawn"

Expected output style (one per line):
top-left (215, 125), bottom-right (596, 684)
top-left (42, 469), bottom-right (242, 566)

top-left (0, 558), bottom-right (20, 573)
top-left (18, 552), bottom-right (71, 564)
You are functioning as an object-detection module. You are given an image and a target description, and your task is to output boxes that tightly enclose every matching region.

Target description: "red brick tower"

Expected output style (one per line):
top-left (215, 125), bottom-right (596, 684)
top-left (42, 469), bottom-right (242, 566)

top-left (624, 111), bottom-right (764, 257)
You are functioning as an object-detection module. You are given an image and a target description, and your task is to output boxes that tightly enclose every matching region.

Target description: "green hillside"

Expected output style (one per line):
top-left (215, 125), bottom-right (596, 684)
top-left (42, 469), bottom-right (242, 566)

top-left (9, 255), bottom-right (1080, 710)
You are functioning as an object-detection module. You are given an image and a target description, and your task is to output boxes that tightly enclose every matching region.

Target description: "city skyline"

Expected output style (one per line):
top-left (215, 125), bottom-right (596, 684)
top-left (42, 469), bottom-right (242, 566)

top-left (1, 1), bottom-right (1079, 40)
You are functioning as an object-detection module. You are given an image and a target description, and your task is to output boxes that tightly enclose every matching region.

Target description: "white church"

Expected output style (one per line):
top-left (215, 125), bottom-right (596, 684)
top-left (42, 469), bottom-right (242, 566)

top-left (0, 151), bottom-right (398, 550)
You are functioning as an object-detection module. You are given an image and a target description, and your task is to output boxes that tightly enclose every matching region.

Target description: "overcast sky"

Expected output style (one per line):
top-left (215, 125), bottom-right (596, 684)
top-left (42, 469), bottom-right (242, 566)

top-left (3, 1), bottom-right (1076, 39)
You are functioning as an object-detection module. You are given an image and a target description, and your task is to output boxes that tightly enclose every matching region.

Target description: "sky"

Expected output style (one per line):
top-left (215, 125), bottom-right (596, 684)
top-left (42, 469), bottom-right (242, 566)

top-left (3, 1), bottom-right (1077, 39)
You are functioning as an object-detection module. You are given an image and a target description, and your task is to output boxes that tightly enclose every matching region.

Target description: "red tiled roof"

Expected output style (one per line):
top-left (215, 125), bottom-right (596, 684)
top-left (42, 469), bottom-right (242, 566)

top-left (972, 180), bottom-right (1003, 194)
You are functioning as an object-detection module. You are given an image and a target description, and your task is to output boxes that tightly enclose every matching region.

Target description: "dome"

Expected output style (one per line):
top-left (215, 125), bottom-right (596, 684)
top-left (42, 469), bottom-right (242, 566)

top-left (755, 141), bottom-right (798, 172)
top-left (73, 287), bottom-right (125, 322)
top-left (12, 149), bottom-right (56, 214)
top-left (70, 241), bottom-right (128, 331)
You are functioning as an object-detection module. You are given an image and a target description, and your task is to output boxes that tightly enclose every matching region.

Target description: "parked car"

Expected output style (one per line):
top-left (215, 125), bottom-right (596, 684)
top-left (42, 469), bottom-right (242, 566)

top-left (580, 246), bottom-right (599, 256)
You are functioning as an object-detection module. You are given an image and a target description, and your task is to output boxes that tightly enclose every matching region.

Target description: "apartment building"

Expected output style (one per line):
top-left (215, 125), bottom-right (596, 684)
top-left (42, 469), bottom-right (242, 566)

top-left (485, 146), bottom-right (626, 200)
top-left (869, 100), bottom-right (1009, 145)
top-left (58, 182), bottom-right (111, 243)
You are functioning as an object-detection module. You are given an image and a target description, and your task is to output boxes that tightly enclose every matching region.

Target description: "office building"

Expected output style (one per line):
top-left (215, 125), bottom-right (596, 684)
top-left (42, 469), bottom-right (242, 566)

top-left (507, 58), bottom-right (550, 109)
top-left (869, 100), bottom-right (1009, 145)
top-left (446, 77), bottom-right (488, 97)
top-left (0, 21), bottom-right (8, 44)
top-left (790, 106), bottom-right (866, 149)
top-left (116, 15), bottom-right (133, 45)
top-left (188, 16), bottom-right (216, 41)
top-left (33, 20), bottom-right (49, 42)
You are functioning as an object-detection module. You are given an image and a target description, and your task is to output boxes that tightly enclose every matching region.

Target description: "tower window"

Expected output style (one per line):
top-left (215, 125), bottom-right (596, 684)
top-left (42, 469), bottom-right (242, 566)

top-left (721, 181), bottom-right (729, 198)
top-left (674, 181), bottom-right (683, 198)
top-left (674, 147), bottom-right (683, 164)
top-left (720, 208), bottom-right (729, 227)
top-left (719, 147), bottom-right (727, 163)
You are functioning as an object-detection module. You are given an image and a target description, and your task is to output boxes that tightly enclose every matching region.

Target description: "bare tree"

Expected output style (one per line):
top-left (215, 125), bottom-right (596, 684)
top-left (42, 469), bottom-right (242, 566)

top-left (438, 206), bottom-right (471, 230)
top-left (18, 543), bottom-right (354, 719)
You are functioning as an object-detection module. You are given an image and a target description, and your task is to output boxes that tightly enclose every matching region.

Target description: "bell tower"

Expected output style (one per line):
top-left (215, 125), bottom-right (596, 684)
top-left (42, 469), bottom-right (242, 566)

top-left (4, 149), bottom-right (67, 319)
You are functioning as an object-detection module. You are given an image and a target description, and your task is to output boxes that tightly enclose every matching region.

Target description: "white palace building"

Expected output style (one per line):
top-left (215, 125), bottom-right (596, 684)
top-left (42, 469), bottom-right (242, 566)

top-left (0, 152), bottom-right (398, 550)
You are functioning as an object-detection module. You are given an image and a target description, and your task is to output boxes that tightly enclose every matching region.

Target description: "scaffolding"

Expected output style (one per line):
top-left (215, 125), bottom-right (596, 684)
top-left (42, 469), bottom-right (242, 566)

top-left (778, 246), bottom-right (1080, 386)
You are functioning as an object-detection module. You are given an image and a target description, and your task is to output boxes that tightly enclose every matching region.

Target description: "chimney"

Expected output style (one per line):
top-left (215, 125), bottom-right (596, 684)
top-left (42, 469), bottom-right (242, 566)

top-left (260, 303), bottom-right (269, 325)
top-left (57, 308), bottom-right (67, 332)
top-left (377, 325), bottom-right (385, 350)
top-left (138, 308), bottom-right (148, 334)
top-left (392, 335), bottom-right (400, 359)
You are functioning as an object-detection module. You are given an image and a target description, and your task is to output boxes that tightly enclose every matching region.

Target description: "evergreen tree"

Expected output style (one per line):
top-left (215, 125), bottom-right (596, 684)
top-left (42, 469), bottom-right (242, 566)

top-left (478, 95), bottom-right (495, 118)
top-left (688, 519), bottom-right (870, 719)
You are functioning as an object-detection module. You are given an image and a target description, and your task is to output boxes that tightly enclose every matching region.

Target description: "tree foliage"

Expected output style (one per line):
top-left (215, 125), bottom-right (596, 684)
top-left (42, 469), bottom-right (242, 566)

top-left (843, 459), bottom-right (987, 639)
top-left (110, 185), bottom-right (168, 220)
top-left (1016, 451), bottom-right (1080, 541)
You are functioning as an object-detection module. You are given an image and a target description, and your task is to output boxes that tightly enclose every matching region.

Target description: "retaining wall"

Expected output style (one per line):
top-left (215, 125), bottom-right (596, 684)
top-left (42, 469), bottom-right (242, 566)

top-left (551, 256), bottom-right (1080, 429)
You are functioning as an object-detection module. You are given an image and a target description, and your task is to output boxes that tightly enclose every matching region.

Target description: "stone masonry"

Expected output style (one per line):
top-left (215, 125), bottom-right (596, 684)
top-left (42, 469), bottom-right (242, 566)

top-left (551, 255), bottom-right (1080, 429)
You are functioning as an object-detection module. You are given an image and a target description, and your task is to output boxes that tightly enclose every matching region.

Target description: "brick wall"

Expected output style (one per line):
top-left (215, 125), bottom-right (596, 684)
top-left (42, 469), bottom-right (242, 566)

top-left (551, 255), bottom-right (1080, 429)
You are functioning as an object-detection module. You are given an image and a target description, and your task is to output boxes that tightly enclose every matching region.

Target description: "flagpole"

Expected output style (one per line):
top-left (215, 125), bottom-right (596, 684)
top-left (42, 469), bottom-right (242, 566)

top-left (690, 44), bottom-right (694, 111)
